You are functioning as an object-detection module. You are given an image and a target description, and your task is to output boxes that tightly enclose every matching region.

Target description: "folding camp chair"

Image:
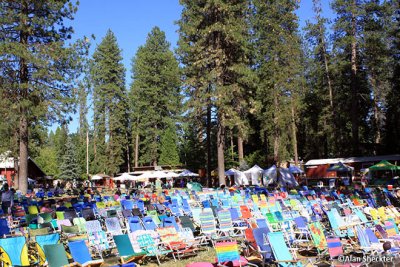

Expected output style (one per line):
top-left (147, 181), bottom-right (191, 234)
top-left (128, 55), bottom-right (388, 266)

top-left (308, 222), bottom-right (328, 254)
top-left (252, 227), bottom-right (273, 266)
top-left (35, 233), bottom-right (60, 265)
top-left (69, 240), bottom-right (104, 267)
top-left (86, 220), bottom-right (109, 254)
top-left (217, 209), bottom-right (241, 237)
top-left (136, 233), bottom-right (175, 265)
top-left (0, 236), bottom-right (32, 266)
top-left (215, 240), bottom-right (258, 267)
top-left (156, 226), bottom-right (197, 259)
top-left (82, 208), bottom-right (96, 221)
top-left (268, 232), bottom-right (301, 266)
top-left (113, 234), bottom-right (146, 264)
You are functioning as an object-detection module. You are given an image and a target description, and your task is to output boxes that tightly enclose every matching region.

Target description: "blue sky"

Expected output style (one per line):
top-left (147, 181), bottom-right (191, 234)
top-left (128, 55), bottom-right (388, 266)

top-left (55, 0), bottom-right (334, 133)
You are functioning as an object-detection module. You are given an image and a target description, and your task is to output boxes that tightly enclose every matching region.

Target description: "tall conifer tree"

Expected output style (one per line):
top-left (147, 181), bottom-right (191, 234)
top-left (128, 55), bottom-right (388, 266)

top-left (91, 30), bottom-right (128, 175)
top-left (130, 27), bottom-right (181, 166)
top-left (0, 0), bottom-right (88, 193)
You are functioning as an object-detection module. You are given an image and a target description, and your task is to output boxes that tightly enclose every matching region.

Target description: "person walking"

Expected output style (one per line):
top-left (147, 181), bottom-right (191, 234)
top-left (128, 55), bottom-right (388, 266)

top-left (1, 184), bottom-right (14, 214)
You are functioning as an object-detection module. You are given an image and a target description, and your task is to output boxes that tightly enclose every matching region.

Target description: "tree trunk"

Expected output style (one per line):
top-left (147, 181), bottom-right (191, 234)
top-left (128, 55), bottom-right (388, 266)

top-left (350, 2), bottom-right (360, 155)
top-left (126, 141), bottom-right (130, 172)
top-left (238, 135), bottom-right (244, 164)
top-left (370, 71), bottom-right (382, 153)
top-left (134, 133), bottom-right (139, 168)
top-left (18, 2), bottom-right (28, 193)
top-left (206, 98), bottom-right (212, 187)
top-left (273, 88), bottom-right (280, 162)
top-left (217, 116), bottom-right (226, 186)
top-left (230, 129), bottom-right (234, 161)
top-left (291, 104), bottom-right (299, 166)
top-left (18, 114), bottom-right (28, 193)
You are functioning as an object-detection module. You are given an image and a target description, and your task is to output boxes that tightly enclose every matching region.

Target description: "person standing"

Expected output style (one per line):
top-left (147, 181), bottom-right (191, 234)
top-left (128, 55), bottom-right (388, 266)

top-left (1, 184), bottom-right (14, 214)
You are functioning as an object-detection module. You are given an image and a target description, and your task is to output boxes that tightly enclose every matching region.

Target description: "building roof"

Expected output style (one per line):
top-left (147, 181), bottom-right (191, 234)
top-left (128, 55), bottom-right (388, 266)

top-left (0, 152), bottom-right (46, 177)
top-left (305, 154), bottom-right (400, 166)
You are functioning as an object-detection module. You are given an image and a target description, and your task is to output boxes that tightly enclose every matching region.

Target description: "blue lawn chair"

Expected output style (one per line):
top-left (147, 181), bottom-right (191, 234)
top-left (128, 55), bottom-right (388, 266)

top-left (128, 216), bottom-right (144, 232)
top-left (162, 216), bottom-right (180, 231)
top-left (268, 232), bottom-right (302, 266)
top-left (142, 216), bottom-right (157, 231)
top-left (253, 227), bottom-right (273, 264)
top-left (69, 240), bottom-right (104, 266)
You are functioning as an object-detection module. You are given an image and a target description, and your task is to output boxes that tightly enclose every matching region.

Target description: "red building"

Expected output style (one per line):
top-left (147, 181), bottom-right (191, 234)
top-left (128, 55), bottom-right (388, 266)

top-left (0, 155), bottom-right (46, 186)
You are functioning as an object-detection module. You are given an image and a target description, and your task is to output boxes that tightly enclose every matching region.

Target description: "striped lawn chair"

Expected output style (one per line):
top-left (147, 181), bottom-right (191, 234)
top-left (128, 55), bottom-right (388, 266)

top-left (136, 233), bottom-right (175, 265)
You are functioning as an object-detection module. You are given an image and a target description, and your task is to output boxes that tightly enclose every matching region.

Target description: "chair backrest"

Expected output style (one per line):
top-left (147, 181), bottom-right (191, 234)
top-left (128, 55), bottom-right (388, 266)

top-left (199, 211), bottom-right (216, 234)
top-left (0, 218), bottom-right (10, 236)
top-left (142, 216), bottom-right (157, 231)
top-left (64, 210), bottom-right (78, 221)
top-left (308, 222), bottom-right (327, 250)
top-left (129, 216), bottom-right (144, 232)
top-left (86, 220), bottom-right (102, 234)
top-left (256, 218), bottom-right (268, 229)
top-left (240, 205), bottom-right (251, 219)
top-left (35, 233), bottom-right (60, 264)
top-left (82, 208), bottom-right (95, 220)
top-left (294, 216), bottom-right (307, 229)
top-left (179, 215), bottom-right (195, 232)
top-left (365, 228), bottom-right (379, 244)
top-left (28, 205), bottom-right (39, 215)
top-left (69, 240), bottom-right (93, 264)
top-left (43, 244), bottom-right (69, 267)
top-left (375, 224), bottom-right (388, 239)
top-left (327, 237), bottom-right (343, 258)
top-left (123, 200), bottom-right (134, 210)
top-left (62, 224), bottom-right (80, 234)
top-left (215, 241), bottom-right (240, 263)
top-left (268, 232), bottom-right (294, 262)
top-left (122, 209), bottom-right (133, 218)
top-left (162, 216), bottom-right (180, 231)
top-left (114, 234), bottom-right (135, 256)
top-left (218, 209), bottom-right (234, 231)
top-left (252, 227), bottom-right (272, 259)
top-left (0, 236), bottom-right (30, 266)
top-left (105, 217), bottom-right (123, 235)
top-left (73, 217), bottom-right (87, 233)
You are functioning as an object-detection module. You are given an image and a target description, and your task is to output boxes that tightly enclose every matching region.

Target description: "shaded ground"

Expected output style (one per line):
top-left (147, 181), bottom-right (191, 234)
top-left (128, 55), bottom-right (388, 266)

top-left (103, 249), bottom-right (216, 267)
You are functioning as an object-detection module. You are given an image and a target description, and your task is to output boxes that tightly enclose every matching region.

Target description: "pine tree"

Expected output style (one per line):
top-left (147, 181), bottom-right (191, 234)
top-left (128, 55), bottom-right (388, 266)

top-left (130, 27), bottom-right (181, 166)
top-left (0, 0), bottom-right (88, 193)
top-left (303, 0), bottom-right (336, 157)
top-left (59, 137), bottom-right (81, 180)
top-left (178, 0), bottom-right (252, 185)
top-left (159, 125), bottom-right (180, 166)
top-left (91, 30), bottom-right (128, 175)
top-left (252, 0), bottom-right (303, 163)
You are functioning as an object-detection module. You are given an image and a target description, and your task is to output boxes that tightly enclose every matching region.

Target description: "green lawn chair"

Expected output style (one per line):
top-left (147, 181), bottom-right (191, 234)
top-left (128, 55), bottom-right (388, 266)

top-left (136, 233), bottom-right (175, 265)
top-left (147, 210), bottom-right (161, 225)
top-left (266, 213), bottom-right (279, 230)
top-left (113, 234), bottom-right (146, 264)
top-left (43, 243), bottom-right (75, 267)
top-left (35, 233), bottom-right (60, 265)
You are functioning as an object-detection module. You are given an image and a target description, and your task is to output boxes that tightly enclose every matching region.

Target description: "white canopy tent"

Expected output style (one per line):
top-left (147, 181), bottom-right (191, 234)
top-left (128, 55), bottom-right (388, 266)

top-left (113, 172), bottom-right (137, 181)
top-left (244, 165), bottom-right (263, 185)
top-left (163, 172), bottom-right (180, 179)
top-left (263, 165), bottom-right (298, 187)
top-left (179, 170), bottom-right (199, 177)
top-left (91, 174), bottom-right (109, 180)
top-left (234, 170), bottom-right (249, 185)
